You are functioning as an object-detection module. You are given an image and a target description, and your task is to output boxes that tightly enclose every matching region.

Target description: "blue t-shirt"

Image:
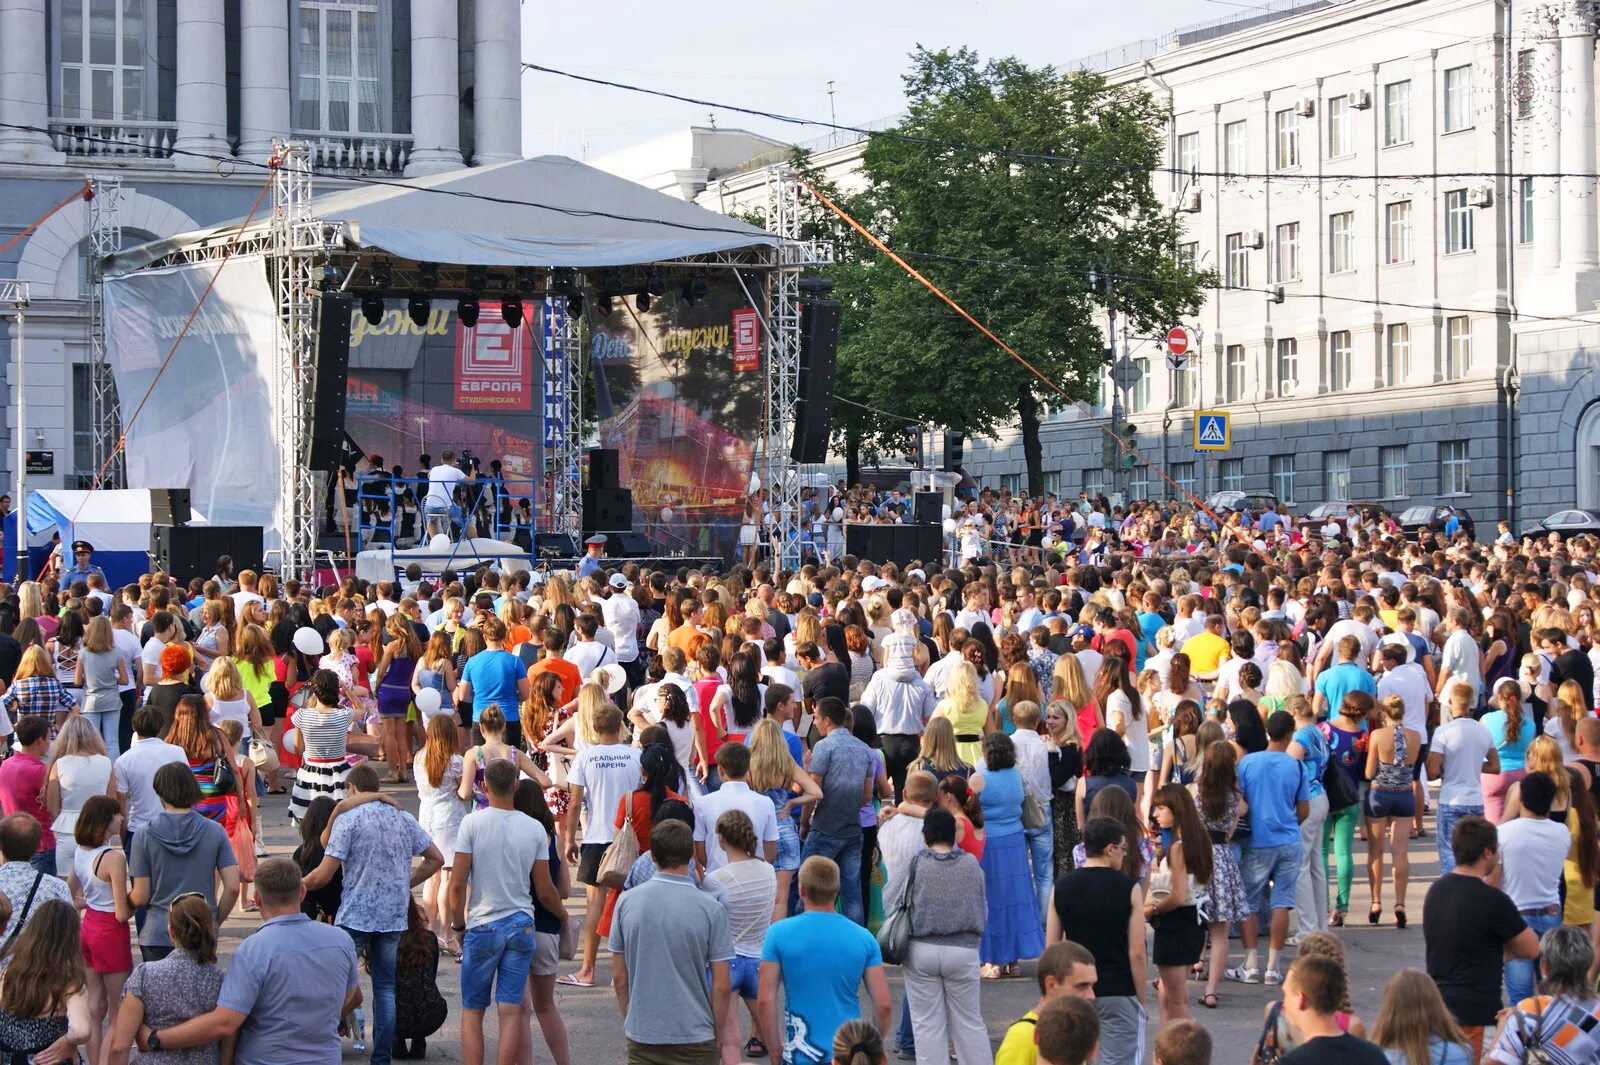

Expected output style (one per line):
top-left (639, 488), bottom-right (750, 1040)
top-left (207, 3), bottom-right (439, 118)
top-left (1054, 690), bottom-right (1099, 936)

top-left (760, 911), bottom-right (882, 1065)
top-left (1136, 611), bottom-right (1165, 668)
top-left (461, 649), bottom-right (525, 722)
top-left (1292, 723), bottom-right (1329, 800)
top-left (1481, 710), bottom-right (1536, 770)
top-left (743, 727), bottom-right (805, 766)
top-left (1314, 663), bottom-right (1377, 716)
top-left (1237, 749), bottom-right (1310, 848)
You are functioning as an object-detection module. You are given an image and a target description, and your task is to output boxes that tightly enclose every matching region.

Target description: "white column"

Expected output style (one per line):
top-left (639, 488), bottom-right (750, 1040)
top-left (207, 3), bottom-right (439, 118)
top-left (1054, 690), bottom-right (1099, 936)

top-left (173, 0), bottom-right (229, 168)
top-left (1559, 1), bottom-right (1598, 269)
top-left (238, 2), bottom-right (291, 163)
top-left (0, 0), bottom-right (58, 161)
top-left (1535, 9), bottom-right (1563, 276)
top-left (407, 0), bottom-right (464, 176)
top-left (473, 0), bottom-right (522, 166)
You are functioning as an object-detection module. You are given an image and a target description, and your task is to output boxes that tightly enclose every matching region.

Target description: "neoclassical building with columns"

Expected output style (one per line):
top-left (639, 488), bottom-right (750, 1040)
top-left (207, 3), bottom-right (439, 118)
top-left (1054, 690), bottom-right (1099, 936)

top-left (0, 0), bottom-right (522, 492)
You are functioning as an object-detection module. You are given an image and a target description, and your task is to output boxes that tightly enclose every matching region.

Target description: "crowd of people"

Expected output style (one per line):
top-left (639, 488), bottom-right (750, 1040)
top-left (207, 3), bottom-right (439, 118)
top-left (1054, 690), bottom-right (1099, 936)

top-left (0, 486), bottom-right (1594, 1063)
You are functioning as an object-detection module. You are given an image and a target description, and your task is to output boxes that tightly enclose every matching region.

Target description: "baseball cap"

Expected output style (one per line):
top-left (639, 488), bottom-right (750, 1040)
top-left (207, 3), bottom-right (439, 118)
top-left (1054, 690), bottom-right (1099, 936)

top-left (608, 573), bottom-right (629, 590)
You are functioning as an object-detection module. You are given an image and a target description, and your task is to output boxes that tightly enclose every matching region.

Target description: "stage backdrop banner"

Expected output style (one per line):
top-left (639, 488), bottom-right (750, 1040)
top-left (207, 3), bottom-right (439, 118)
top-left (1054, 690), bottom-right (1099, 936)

top-left (103, 256), bottom-right (283, 537)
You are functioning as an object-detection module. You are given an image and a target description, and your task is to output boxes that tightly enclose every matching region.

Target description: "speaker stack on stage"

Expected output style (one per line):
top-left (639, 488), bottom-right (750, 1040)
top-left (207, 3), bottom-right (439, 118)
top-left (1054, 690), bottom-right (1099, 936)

top-left (580, 448), bottom-right (649, 557)
top-left (844, 523), bottom-right (941, 568)
top-left (790, 279), bottom-right (841, 463)
top-left (309, 293), bottom-right (353, 470)
top-left (148, 488), bottom-right (265, 581)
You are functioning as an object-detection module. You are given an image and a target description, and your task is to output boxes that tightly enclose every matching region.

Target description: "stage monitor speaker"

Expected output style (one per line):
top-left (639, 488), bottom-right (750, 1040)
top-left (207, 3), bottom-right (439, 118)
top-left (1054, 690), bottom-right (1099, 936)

top-left (533, 532), bottom-right (579, 559)
top-left (789, 296), bottom-right (841, 464)
top-left (942, 431), bottom-right (965, 472)
top-left (586, 448), bottom-right (620, 490)
top-left (913, 492), bottom-right (943, 526)
top-left (148, 488), bottom-right (192, 528)
top-left (309, 293), bottom-right (353, 470)
top-left (152, 524), bottom-right (264, 582)
top-left (605, 532), bottom-right (653, 559)
top-left (582, 488), bottom-right (633, 533)
top-left (844, 523), bottom-right (940, 567)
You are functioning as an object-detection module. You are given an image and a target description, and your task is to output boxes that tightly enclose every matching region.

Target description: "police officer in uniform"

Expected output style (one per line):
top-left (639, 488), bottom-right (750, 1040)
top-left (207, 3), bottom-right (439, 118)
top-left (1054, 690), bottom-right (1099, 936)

top-left (58, 540), bottom-right (106, 593)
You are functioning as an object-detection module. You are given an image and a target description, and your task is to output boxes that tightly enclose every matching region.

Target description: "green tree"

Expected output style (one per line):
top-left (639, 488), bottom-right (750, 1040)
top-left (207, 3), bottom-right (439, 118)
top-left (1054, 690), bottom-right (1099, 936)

top-left (833, 47), bottom-right (1212, 494)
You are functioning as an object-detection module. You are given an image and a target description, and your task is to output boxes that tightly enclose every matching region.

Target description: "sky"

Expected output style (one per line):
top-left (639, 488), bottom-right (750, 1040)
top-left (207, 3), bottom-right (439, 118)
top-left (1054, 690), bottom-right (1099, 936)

top-left (518, 0), bottom-right (1242, 161)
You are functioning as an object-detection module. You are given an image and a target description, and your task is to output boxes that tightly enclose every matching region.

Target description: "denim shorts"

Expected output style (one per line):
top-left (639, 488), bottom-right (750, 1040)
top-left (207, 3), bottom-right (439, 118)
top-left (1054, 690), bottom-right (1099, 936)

top-left (775, 820), bottom-right (802, 872)
top-left (461, 911), bottom-right (536, 1009)
top-left (1365, 786), bottom-right (1417, 820)
top-left (1239, 842), bottom-right (1302, 912)
top-left (728, 954), bottom-right (760, 1000)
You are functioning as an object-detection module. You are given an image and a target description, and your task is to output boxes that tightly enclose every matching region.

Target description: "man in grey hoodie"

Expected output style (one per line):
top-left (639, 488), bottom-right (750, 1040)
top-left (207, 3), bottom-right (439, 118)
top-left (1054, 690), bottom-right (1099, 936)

top-left (129, 762), bottom-right (239, 962)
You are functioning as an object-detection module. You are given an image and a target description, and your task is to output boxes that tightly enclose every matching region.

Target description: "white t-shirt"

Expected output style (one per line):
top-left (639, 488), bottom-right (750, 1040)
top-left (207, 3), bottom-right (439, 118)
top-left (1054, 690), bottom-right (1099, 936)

top-left (140, 636), bottom-right (168, 679)
top-left (426, 464), bottom-right (467, 510)
top-left (691, 781), bottom-right (780, 875)
top-left (455, 806), bottom-right (547, 927)
top-left (1497, 816), bottom-right (1572, 910)
top-left (762, 664), bottom-right (800, 692)
top-left (1325, 618), bottom-right (1379, 665)
top-left (1107, 690), bottom-right (1150, 772)
top-left (113, 628), bottom-right (143, 694)
top-left (565, 640), bottom-right (614, 681)
top-left (1376, 662), bottom-right (1433, 737)
top-left (568, 743), bottom-right (641, 845)
top-left (1429, 716), bottom-right (1494, 807)
top-left (229, 590), bottom-right (265, 613)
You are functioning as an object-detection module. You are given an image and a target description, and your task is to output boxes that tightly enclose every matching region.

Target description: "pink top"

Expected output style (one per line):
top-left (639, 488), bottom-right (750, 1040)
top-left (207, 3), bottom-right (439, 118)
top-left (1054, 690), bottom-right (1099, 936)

top-left (0, 754), bottom-right (52, 848)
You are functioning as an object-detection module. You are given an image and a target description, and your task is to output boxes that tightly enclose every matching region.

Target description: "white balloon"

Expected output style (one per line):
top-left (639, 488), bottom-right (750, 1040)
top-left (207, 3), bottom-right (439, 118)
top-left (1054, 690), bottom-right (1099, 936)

top-left (831, 507), bottom-right (844, 521)
top-left (292, 627), bottom-right (325, 656)
top-left (942, 518), bottom-right (957, 534)
top-left (429, 533), bottom-right (453, 550)
top-left (414, 687), bottom-right (442, 716)
top-left (282, 728), bottom-right (302, 756)
top-left (942, 504), bottom-right (952, 520)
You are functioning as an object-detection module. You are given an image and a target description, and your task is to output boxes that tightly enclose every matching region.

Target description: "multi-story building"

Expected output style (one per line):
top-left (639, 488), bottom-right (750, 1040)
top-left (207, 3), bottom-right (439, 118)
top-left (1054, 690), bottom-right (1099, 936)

top-left (597, 0), bottom-right (1600, 528)
top-left (0, 0), bottom-right (522, 491)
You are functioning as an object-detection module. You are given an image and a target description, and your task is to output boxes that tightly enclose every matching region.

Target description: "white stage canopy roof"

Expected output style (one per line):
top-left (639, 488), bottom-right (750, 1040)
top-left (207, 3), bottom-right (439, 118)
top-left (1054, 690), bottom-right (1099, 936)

top-left (110, 154), bottom-right (779, 271)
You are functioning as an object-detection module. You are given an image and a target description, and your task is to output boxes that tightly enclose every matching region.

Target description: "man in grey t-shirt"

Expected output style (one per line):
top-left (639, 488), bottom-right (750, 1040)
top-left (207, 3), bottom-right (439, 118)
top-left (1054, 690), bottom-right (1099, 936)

top-left (800, 698), bottom-right (876, 926)
top-left (610, 819), bottom-right (732, 1063)
top-left (449, 759), bottom-right (568, 1065)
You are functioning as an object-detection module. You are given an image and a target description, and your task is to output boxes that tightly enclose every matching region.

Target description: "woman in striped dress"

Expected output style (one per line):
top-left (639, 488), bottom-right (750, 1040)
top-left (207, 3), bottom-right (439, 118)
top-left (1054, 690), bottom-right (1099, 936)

top-left (288, 670), bottom-right (353, 824)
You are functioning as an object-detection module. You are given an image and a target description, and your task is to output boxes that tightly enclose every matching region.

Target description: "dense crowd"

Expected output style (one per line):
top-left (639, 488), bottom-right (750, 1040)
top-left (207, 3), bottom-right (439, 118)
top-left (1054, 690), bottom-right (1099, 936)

top-left (0, 487), bottom-right (1593, 1064)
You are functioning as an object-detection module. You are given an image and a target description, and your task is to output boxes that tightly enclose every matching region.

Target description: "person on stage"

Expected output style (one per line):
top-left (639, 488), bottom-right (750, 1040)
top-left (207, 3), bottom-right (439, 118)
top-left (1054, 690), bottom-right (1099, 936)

top-left (57, 541), bottom-right (106, 595)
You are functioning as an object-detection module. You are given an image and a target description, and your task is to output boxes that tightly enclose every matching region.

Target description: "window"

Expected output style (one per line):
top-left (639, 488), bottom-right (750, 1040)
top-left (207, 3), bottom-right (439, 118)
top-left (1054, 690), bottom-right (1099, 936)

top-left (58, 0), bottom-right (153, 121)
top-left (296, 0), bottom-right (383, 134)
top-left (1000, 472), bottom-right (1023, 495)
top-left (1176, 132), bottom-right (1200, 189)
top-left (1275, 338), bottom-right (1298, 396)
top-left (1520, 177), bottom-right (1534, 243)
top-left (1446, 316), bottom-right (1471, 379)
top-left (1385, 322), bottom-right (1410, 386)
top-left (1327, 94), bottom-right (1352, 158)
top-left (1270, 455), bottom-right (1296, 504)
top-left (1225, 344), bottom-right (1246, 402)
top-left (1328, 211), bottom-right (1355, 273)
top-left (1275, 109), bottom-right (1299, 170)
top-left (1324, 451), bottom-right (1351, 501)
top-left (1225, 233), bottom-right (1249, 289)
top-left (1385, 200), bottom-right (1412, 263)
top-left (1129, 465), bottom-right (1150, 502)
top-left (1172, 462), bottom-right (1196, 500)
top-left (1224, 121), bottom-right (1247, 177)
top-left (1439, 440), bottom-right (1470, 496)
top-left (1380, 445), bottom-right (1409, 499)
top-left (1445, 189), bottom-right (1474, 253)
top-left (1275, 222), bottom-right (1300, 282)
top-left (1443, 65), bottom-right (1473, 132)
top-left (1177, 242), bottom-right (1198, 272)
top-left (1383, 79), bottom-right (1411, 146)
top-left (1083, 469), bottom-right (1108, 498)
top-left (1171, 362), bottom-right (1192, 408)
top-left (1517, 49), bottom-right (1535, 119)
top-left (1131, 356), bottom-right (1152, 412)
top-left (71, 363), bottom-right (95, 477)
top-left (1219, 459), bottom-right (1245, 492)
top-left (1329, 330), bottom-right (1352, 392)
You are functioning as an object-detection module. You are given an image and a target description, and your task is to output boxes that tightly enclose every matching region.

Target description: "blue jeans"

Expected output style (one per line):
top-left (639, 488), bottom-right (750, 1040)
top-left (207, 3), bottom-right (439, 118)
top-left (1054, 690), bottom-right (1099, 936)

top-left (460, 912), bottom-right (536, 1009)
top-left (1239, 842), bottom-right (1302, 913)
top-left (1024, 816), bottom-right (1054, 923)
top-left (1435, 804), bottom-right (1482, 876)
top-left (85, 708), bottom-right (120, 762)
top-left (343, 928), bottom-right (401, 1065)
top-left (896, 993), bottom-right (914, 1054)
top-left (1506, 911), bottom-right (1561, 1004)
top-left (801, 829), bottom-right (864, 926)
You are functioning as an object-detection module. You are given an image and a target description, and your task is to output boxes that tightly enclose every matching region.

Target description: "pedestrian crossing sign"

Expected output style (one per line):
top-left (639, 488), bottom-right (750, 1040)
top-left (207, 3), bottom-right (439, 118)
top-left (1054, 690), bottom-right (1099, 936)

top-left (1195, 411), bottom-right (1230, 451)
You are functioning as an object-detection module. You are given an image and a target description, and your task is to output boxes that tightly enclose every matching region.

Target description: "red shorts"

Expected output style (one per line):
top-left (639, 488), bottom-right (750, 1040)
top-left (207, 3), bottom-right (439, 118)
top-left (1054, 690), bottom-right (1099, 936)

top-left (79, 907), bottom-right (132, 974)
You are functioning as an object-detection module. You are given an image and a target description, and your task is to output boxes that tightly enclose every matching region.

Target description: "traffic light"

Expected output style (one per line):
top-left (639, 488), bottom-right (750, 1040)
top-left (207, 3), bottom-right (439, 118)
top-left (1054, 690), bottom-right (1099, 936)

top-left (1119, 422), bottom-right (1138, 469)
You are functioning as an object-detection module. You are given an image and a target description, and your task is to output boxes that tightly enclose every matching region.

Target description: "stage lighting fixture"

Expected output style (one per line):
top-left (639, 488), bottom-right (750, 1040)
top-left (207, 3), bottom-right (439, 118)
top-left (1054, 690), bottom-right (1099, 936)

top-left (598, 294), bottom-right (613, 317)
top-left (408, 294), bottom-right (430, 327)
top-left (417, 262), bottom-right (439, 291)
top-left (636, 292), bottom-right (652, 313)
top-left (369, 259), bottom-right (392, 290)
top-left (466, 266), bottom-right (487, 293)
top-left (361, 294), bottom-right (384, 326)
top-left (646, 274), bottom-right (667, 296)
top-left (502, 299), bottom-right (524, 328)
top-left (682, 277), bottom-right (708, 304)
top-left (568, 291), bottom-right (584, 316)
top-left (459, 296), bottom-right (480, 328)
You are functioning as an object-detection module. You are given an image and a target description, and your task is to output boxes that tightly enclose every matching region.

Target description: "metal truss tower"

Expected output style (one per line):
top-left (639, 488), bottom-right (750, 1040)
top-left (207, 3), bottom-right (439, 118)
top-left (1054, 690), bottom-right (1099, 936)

top-left (271, 143), bottom-right (320, 582)
top-left (545, 295), bottom-right (583, 540)
top-left (87, 176), bottom-right (123, 487)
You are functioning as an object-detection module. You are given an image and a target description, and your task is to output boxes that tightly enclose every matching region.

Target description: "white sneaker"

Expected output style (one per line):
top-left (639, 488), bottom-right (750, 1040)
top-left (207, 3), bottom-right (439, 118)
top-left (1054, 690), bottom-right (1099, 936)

top-left (1264, 969), bottom-right (1284, 986)
top-left (1284, 933), bottom-right (1306, 948)
top-left (1225, 965), bottom-right (1262, 984)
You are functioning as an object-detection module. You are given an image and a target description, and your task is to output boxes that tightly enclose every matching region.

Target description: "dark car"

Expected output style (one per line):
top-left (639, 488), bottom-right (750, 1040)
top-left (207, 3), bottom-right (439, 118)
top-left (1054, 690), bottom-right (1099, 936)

top-left (1302, 500), bottom-right (1395, 536)
top-left (1204, 491), bottom-right (1282, 516)
top-left (1398, 504), bottom-right (1475, 542)
top-left (1531, 508), bottom-right (1600, 536)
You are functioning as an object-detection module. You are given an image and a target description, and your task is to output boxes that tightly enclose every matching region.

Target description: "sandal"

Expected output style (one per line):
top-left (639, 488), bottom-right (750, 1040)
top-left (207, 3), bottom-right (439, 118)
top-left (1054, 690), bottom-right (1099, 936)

top-left (556, 973), bottom-right (596, 987)
top-left (1394, 905), bottom-right (1408, 930)
top-left (1330, 909), bottom-right (1346, 928)
top-left (1200, 992), bottom-right (1218, 1009)
top-left (981, 964), bottom-right (1004, 980)
top-left (1368, 904), bottom-right (1382, 925)
top-left (744, 1037), bottom-right (768, 1059)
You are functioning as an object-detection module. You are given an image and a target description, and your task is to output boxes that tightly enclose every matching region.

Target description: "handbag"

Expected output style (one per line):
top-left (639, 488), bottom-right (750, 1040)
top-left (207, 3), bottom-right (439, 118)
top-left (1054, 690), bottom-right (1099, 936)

top-left (1321, 750), bottom-right (1358, 812)
top-left (557, 913), bottom-right (582, 961)
top-left (1021, 791), bottom-right (1048, 830)
top-left (875, 851), bottom-right (919, 965)
top-left (595, 805), bottom-right (639, 890)
top-left (212, 741), bottom-right (239, 794)
top-left (1250, 999), bottom-right (1284, 1065)
top-left (248, 737), bottom-right (280, 776)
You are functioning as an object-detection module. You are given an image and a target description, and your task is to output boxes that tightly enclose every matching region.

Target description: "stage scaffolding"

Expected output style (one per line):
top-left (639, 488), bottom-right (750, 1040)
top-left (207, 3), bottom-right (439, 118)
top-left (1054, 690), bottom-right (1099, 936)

top-left (271, 145), bottom-right (324, 583)
top-left (87, 176), bottom-right (123, 487)
top-left (546, 294), bottom-right (582, 540)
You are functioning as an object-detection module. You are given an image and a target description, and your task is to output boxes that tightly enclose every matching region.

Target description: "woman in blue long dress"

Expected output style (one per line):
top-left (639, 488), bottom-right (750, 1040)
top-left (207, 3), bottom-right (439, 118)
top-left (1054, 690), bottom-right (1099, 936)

top-left (973, 732), bottom-right (1045, 978)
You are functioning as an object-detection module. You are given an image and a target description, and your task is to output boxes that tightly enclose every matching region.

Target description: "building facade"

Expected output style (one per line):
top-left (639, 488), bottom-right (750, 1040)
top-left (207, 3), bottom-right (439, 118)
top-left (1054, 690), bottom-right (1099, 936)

top-left (0, 0), bottom-right (521, 492)
top-left (598, 0), bottom-right (1600, 530)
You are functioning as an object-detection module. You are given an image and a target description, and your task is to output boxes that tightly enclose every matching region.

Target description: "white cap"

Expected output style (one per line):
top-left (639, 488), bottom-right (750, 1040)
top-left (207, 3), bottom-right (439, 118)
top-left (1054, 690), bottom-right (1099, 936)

top-left (906, 568), bottom-right (926, 581)
top-left (862, 575), bottom-right (889, 592)
top-left (591, 663), bottom-right (627, 695)
top-left (608, 573), bottom-right (629, 590)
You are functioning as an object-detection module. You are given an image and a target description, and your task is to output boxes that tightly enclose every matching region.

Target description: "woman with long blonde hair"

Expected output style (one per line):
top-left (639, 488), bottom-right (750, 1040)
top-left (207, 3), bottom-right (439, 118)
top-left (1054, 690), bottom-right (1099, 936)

top-left (748, 718), bottom-right (821, 924)
top-left (1546, 678), bottom-right (1587, 762)
top-left (16, 580), bottom-right (43, 622)
top-left (1052, 652), bottom-right (1100, 745)
top-left (916, 716), bottom-right (973, 783)
top-left (2, 644), bottom-right (77, 736)
top-left (1365, 695), bottom-right (1422, 927)
top-left (45, 714), bottom-right (111, 877)
top-left (414, 713), bottom-right (466, 955)
top-left (1371, 969), bottom-right (1471, 1065)
top-left (994, 661), bottom-right (1043, 736)
top-left (935, 661), bottom-right (990, 767)
top-left (202, 656), bottom-right (265, 746)
top-left (1043, 700), bottom-right (1083, 876)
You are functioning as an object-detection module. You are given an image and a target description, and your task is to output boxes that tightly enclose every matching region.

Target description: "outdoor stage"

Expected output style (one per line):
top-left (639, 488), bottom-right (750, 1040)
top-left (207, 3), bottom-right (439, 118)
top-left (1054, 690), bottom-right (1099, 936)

top-left (98, 150), bottom-right (832, 582)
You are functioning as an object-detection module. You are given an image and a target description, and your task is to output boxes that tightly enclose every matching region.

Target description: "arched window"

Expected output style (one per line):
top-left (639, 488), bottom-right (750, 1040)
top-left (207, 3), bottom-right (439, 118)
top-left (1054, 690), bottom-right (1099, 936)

top-left (1575, 402), bottom-right (1600, 511)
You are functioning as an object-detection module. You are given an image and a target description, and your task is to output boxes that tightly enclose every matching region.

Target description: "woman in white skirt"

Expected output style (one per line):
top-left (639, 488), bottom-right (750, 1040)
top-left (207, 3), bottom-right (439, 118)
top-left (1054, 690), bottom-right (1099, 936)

top-left (739, 496), bottom-right (760, 567)
top-left (413, 714), bottom-right (467, 957)
top-left (288, 669), bottom-right (353, 824)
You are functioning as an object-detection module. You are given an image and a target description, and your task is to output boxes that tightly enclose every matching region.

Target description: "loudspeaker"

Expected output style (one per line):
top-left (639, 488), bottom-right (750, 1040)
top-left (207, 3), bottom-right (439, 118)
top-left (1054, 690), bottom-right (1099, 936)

top-left (790, 296), bottom-right (840, 463)
top-left (913, 492), bottom-right (943, 526)
top-left (582, 488), bottom-right (633, 532)
top-left (605, 531), bottom-right (653, 558)
top-left (586, 448), bottom-right (620, 490)
top-left (533, 532), bottom-right (580, 559)
top-left (844, 523), bottom-right (941, 567)
top-left (152, 524), bottom-right (265, 582)
top-left (309, 293), bottom-right (353, 470)
top-left (942, 432), bottom-right (965, 471)
top-left (148, 488), bottom-right (192, 527)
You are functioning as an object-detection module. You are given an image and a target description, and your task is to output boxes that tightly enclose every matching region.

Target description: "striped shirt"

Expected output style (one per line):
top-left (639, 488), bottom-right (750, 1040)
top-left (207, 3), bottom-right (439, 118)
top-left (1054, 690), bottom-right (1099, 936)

top-left (295, 707), bottom-right (352, 761)
top-left (704, 859), bottom-right (776, 957)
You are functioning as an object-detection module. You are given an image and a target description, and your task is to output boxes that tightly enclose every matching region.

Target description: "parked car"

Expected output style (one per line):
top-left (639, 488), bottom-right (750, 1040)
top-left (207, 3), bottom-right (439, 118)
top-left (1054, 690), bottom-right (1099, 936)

top-left (1302, 500), bottom-right (1396, 536)
top-left (1398, 504), bottom-right (1476, 541)
top-left (1529, 508), bottom-right (1600, 536)
top-left (1204, 491), bottom-right (1282, 516)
